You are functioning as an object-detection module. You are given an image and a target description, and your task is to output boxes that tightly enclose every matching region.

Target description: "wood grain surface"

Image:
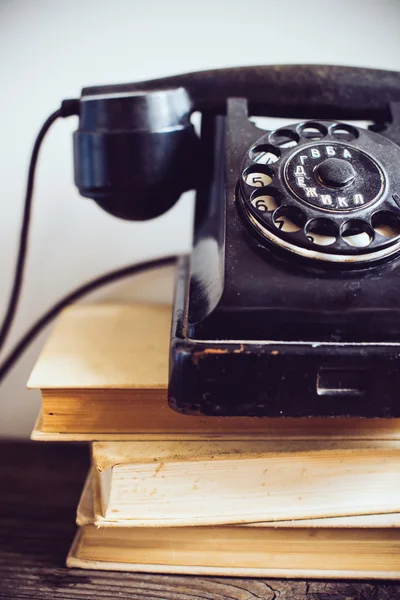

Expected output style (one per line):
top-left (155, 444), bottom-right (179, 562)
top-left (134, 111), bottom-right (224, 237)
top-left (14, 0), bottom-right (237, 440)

top-left (1, 440), bottom-right (400, 599)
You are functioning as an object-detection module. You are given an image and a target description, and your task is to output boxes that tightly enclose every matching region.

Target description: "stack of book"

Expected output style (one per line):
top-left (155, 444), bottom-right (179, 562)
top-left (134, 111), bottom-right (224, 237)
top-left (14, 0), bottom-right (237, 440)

top-left (29, 303), bottom-right (400, 579)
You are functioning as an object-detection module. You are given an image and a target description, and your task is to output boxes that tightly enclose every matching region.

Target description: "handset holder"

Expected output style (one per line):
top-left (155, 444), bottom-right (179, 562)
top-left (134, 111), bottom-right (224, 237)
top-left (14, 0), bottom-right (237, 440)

top-left (74, 65), bottom-right (400, 220)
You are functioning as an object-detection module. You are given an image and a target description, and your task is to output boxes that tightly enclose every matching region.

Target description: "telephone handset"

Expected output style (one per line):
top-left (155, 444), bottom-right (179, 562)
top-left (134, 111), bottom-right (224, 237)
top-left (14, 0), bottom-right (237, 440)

top-left (73, 65), bottom-right (400, 418)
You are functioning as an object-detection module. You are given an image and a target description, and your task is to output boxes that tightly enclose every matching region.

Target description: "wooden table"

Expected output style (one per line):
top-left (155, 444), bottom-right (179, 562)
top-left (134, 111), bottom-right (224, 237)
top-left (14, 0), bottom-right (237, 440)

top-left (0, 441), bottom-right (399, 599)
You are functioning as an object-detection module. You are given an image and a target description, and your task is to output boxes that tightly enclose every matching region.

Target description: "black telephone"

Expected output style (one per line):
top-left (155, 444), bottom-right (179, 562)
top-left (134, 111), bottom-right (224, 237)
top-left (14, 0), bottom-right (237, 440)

top-left (72, 65), bottom-right (400, 418)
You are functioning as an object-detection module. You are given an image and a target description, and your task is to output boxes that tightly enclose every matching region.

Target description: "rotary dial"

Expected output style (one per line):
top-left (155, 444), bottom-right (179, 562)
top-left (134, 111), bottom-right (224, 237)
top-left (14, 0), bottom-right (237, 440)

top-left (239, 121), bottom-right (400, 264)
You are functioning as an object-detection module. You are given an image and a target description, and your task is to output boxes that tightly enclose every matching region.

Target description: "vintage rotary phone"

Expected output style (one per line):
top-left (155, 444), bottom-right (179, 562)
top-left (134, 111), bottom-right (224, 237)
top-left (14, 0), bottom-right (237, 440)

top-left (4, 65), bottom-right (400, 418)
top-left (71, 65), bottom-right (400, 418)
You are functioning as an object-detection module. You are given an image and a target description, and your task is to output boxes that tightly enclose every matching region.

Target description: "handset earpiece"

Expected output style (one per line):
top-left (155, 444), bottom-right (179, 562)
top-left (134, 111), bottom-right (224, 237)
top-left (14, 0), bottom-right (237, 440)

top-left (73, 87), bottom-right (198, 220)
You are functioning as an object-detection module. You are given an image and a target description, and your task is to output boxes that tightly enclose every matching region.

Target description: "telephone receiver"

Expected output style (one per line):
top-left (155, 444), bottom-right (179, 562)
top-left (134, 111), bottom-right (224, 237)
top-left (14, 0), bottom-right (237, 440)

top-left (74, 65), bottom-right (400, 220)
top-left (73, 65), bottom-right (400, 419)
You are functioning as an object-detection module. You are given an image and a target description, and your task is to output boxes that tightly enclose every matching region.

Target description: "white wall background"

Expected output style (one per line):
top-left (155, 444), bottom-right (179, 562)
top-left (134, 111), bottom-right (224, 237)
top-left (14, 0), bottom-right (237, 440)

top-left (1, 0), bottom-right (400, 437)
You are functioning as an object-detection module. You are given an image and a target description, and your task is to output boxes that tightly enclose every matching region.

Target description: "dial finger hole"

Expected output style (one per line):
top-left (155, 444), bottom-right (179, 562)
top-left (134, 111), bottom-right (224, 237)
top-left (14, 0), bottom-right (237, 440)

top-left (243, 165), bottom-right (273, 188)
top-left (273, 206), bottom-right (306, 233)
top-left (250, 144), bottom-right (280, 165)
top-left (250, 193), bottom-right (280, 213)
top-left (371, 211), bottom-right (400, 238)
top-left (305, 218), bottom-right (338, 246)
top-left (341, 220), bottom-right (373, 247)
top-left (269, 128), bottom-right (299, 148)
top-left (299, 122), bottom-right (328, 140)
top-left (330, 123), bottom-right (359, 141)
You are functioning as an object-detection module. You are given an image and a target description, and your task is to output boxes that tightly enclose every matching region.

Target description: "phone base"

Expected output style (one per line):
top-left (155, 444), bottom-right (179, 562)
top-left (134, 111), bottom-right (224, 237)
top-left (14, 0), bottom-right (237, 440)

top-left (169, 256), bottom-right (400, 418)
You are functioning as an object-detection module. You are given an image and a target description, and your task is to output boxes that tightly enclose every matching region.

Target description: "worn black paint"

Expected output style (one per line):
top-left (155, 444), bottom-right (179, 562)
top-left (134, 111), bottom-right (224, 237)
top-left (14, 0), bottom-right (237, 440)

top-left (170, 96), bottom-right (400, 418)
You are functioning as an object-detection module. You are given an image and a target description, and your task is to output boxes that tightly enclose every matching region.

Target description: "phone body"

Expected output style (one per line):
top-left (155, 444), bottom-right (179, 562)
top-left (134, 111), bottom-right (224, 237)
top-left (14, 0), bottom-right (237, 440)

top-left (73, 65), bottom-right (400, 417)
